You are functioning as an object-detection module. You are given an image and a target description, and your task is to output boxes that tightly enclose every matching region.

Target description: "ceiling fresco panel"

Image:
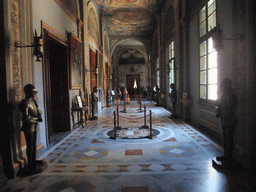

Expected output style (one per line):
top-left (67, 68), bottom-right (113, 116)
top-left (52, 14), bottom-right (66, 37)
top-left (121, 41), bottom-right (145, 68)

top-left (94, 0), bottom-right (166, 46)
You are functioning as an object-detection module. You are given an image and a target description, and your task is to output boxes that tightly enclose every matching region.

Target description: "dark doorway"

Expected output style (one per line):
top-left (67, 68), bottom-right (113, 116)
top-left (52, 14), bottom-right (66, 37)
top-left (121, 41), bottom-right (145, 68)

top-left (44, 32), bottom-right (70, 144)
top-left (126, 75), bottom-right (140, 98)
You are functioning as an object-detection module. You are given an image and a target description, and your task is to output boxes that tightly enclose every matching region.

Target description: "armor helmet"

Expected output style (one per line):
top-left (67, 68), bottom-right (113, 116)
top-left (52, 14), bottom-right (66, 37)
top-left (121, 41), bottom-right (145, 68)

top-left (24, 84), bottom-right (38, 97)
top-left (93, 86), bottom-right (98, 92)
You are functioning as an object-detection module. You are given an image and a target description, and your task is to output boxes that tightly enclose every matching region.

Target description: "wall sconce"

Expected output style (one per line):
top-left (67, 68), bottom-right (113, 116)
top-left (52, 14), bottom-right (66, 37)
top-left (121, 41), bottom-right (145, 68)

top-left (15, 30), bottom-right (43, 61)
top-left (109, 74), bottom-right (113, 80)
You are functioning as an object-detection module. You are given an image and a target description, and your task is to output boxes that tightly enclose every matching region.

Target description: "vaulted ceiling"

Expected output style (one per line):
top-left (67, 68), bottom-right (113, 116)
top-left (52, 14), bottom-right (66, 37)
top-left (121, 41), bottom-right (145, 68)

top-left (95, 0), bottom-right (166, 49)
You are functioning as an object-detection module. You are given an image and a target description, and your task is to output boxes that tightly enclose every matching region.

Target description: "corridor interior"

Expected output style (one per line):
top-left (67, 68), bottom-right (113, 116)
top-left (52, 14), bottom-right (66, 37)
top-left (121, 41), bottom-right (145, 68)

top-left (2, 101), bottom-right (255, 192)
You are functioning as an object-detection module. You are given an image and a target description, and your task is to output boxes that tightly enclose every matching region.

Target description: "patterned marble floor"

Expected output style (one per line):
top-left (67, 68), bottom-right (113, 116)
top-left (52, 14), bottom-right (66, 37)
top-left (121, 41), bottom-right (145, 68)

top-left (2, 101), bottom-right (255, 192)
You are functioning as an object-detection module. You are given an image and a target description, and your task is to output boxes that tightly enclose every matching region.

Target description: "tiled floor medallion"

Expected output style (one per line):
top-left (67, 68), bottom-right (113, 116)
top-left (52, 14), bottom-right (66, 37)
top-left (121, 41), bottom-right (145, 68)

top-left (107, 127), bottom-right (160, 139)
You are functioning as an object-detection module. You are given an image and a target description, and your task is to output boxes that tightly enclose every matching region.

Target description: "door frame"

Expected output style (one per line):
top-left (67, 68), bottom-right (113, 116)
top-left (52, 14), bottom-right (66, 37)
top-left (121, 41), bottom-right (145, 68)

top-left (43, 26), bottom-right (70, 145)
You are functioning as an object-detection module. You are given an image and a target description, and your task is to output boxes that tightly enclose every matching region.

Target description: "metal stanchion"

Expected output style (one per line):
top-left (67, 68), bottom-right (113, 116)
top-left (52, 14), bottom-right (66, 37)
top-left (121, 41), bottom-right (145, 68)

top-left (110, 111), bottom-right (117, 139)
top-left (138, 97), bottom-right (143, 112)
top-left (141, 105), bottom-right (149, 128)
top-left (122, 98), bottom-right (127, 113)
top-left (116, 106), bottom-right (121, 129)
top-left (150, 110), bottom-right (153, 139)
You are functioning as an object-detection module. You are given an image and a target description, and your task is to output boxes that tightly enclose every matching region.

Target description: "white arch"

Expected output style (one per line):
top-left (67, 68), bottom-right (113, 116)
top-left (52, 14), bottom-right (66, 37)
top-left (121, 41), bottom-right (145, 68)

top-left (110, 38), bottom-right (145, 56)
top-left (87, 1), bottom-right (100, 44)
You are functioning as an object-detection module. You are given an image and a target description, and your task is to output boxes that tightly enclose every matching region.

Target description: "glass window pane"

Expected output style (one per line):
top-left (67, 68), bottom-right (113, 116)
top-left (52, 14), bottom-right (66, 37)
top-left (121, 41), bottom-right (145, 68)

top-left (208, 52), bottom-right (217, 68)
top-left (208, 12), bottom-right (216, 31)
top-left (169, 44), bottom-right (171, 58)
top-left (200, 56), bottom-right (206, 70)
top-left (170, 60), bottom-right (174, 69)
top-left (171, 71), bottom-right (174, 83)
top-left (200, 71), bottom-right (206, 84)
top-left (208, 0), bottom-right (216, 16)
top-left (200, 85), bottom-right (207, 99)
top-left (208, 84), bottom-right (217, 100)
top-left (208, 68), bottom-right (217, 84)
top-left (208, 37), bottom-right (214, 52)
top-left (169, 70), bottom-right (174, 84)
top-left (199, 6), bottom-right (206, 23)
top-left (200, 21), bottom-right (207, 37)
top-left (200, 41), bottom-right (207, 56)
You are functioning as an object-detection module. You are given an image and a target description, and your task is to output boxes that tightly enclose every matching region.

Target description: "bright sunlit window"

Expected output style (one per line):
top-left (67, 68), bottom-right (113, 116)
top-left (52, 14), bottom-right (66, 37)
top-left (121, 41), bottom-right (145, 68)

top-left (199, 0), bottom-right (217, 101)
top-left (168, 41), bottom-right (175, 93)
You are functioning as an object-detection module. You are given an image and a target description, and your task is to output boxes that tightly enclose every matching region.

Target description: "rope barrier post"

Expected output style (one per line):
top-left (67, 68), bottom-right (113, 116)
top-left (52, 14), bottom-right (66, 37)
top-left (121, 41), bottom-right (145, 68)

top-left (114, 111), bottom-right (117, 139)
top-left (150, 110), bottom-right (153, 139)
top-left (141, 105), bottom-right (149, 128)
top-left (116, 106), bottom-right (121, 129)
top-left (110, 111), bottom-right (116, 139)
top-left (144, 105), bottom-right (146, 126)
top-left (150, 110), bottom-right (152, 138)
top-left (122, 98), bottom-right (127, 113)
top-left (138, 97), bottom-right (143, 112)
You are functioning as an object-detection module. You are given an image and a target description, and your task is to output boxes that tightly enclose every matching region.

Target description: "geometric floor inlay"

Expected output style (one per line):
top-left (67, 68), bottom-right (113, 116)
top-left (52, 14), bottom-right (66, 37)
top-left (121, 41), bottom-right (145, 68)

top-left (125, 149), bottom-right (143, 156)
top-left (6, 101), bottom-right (245, 192)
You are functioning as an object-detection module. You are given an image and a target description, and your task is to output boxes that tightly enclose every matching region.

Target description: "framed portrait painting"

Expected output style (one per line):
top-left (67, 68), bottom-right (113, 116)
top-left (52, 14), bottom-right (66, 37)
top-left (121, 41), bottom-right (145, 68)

top-left (70, 33), bottom-right (83, 89)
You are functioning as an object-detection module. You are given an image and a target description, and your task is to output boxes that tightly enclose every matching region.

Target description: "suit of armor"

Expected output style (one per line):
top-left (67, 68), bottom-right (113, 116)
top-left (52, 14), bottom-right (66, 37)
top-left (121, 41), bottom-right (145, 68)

top-left (19, 84), bottom-right (42, 171)
top-left (216, 79), bottom-right (237, 163)
top-left (91, 87), bottom-right (98, 119)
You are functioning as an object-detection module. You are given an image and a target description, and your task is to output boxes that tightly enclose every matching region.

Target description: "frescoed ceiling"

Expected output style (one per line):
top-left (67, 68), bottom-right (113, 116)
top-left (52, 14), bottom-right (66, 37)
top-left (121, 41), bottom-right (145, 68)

top-left (95, 0), bottom-right (165, 38)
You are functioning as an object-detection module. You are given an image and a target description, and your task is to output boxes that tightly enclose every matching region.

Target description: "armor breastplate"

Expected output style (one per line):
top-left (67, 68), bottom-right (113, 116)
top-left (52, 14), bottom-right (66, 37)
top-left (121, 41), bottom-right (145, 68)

top-left (19, 98), bottom-right (39, 132)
